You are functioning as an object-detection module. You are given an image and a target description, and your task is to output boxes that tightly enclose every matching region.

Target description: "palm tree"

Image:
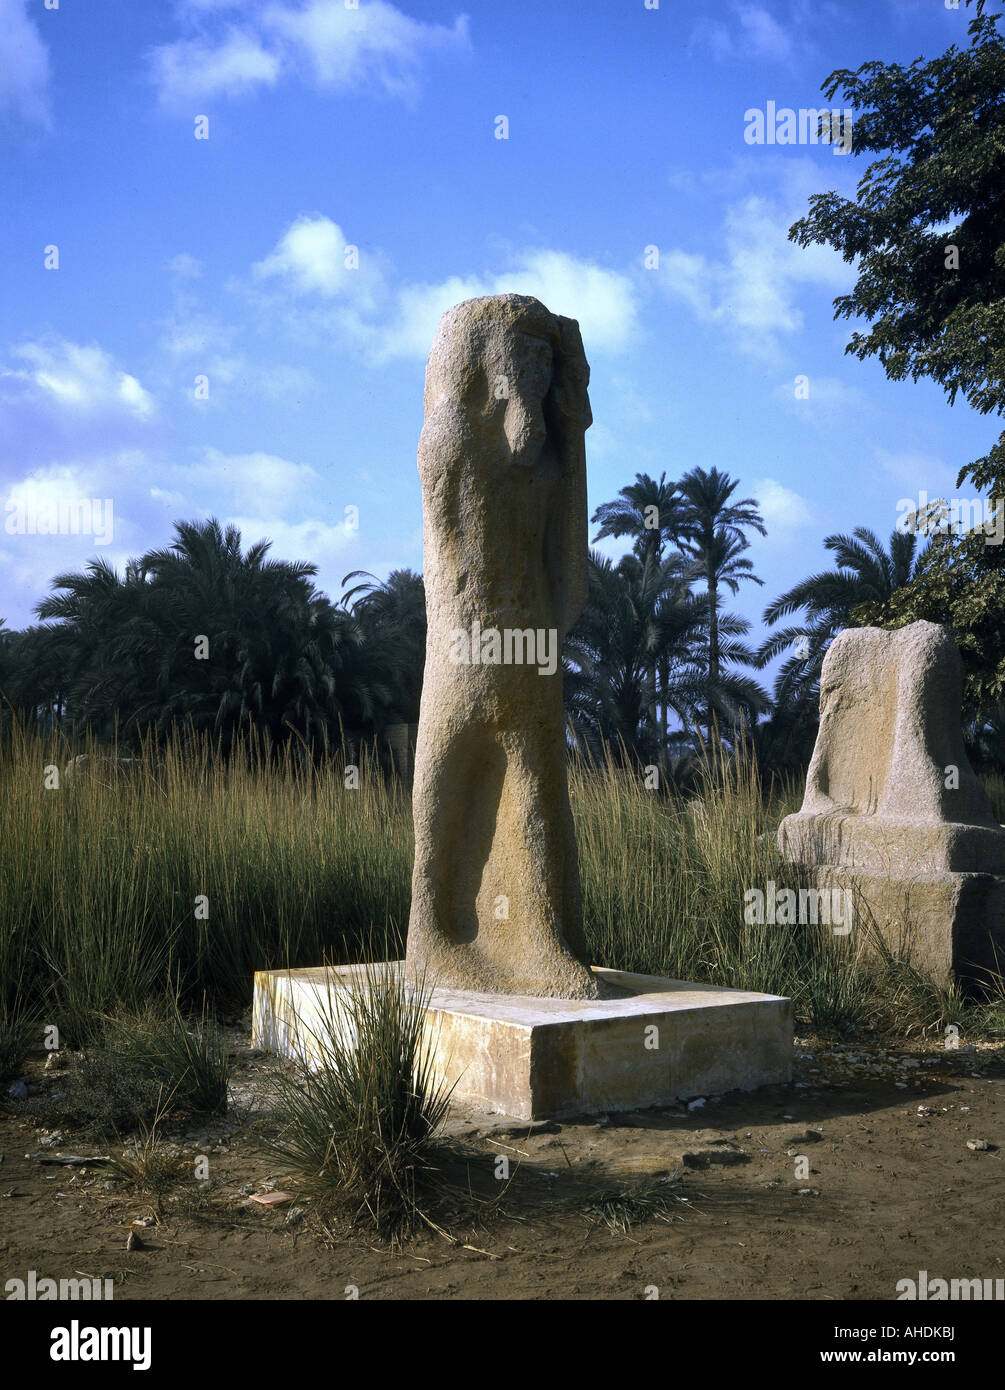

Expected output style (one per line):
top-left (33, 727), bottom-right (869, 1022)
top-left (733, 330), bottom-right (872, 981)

top-left (591, 472), bottom-right (688, 747)
top-left (676, 467), bottom-right (766, 747)
top-left (32, 518), bottom-right (383, 751)
top-left (591, 471), bottom-right (685, 565)
top-left (34, 556), bottom-right (150, 734)
top-left (134, 519), bottom-right (372, 747)
top-left (341, 568), bottom-right (426, 726)
top-left (565, 551), bottom-right (692, 763)
top-left (0, 618), bottom-right (16, 725)
top-left (0, 621), bottom-right (72, 729)
top-left (564, 550), bottom-right (767, 764)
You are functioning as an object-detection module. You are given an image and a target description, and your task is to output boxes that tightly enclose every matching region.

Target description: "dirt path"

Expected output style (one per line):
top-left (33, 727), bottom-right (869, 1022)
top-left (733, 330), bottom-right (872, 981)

top-left (2, 1037), bottom-right (1002, 1301)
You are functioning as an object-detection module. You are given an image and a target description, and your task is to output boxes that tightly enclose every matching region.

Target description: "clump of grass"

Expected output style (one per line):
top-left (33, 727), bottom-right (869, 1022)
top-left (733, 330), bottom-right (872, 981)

top-left (790, 927), bottom-right (876, 1036)
top-left (4, 710), bottom-right (1002, 1051)
top-left (866, 942), bottom-right (987, 1039)
top-left (0, 717), bottom-right (408, 1042)
top-left (258, 961), bottom-right (453, 1241)
top-left (25, 999), bottom-right (228, 1136)
top-left (573, 734), bottom-right (878, 1033)
top-left (579, 1172), bottom-right (692, 1233)
top-left (103, 997), bottom-right (229, 1115)
top-left (106, 1104), bottom-right (192, 1218)
top-left (967, 996), bottom-right (1005, 1038)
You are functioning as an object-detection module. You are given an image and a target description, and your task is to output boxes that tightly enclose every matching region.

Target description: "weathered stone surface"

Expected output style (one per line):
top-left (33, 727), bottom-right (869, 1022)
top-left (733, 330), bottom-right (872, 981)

top-left (778, 621), bottom-right (1005, 985)
top-left (795, 865), bottom-right (1005, 988)
top-left (405, 294), bottom-right (597, 998)
top-left (780, 621), bottom-right (1005, 869)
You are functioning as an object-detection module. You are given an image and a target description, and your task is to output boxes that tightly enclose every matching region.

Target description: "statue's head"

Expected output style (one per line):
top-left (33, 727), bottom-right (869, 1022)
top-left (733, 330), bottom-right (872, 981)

top-left (424, 294), bottom-right (591, 469)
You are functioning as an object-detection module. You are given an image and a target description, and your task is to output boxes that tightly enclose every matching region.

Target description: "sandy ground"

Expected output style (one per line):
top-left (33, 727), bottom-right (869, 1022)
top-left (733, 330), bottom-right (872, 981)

top-left (2, 1033), bottom-right (1003, 1302)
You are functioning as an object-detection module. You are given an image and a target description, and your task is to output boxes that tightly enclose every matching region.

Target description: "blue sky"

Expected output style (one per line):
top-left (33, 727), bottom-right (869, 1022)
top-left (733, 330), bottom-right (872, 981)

top-left (0, 0), bottom-right (993, 678)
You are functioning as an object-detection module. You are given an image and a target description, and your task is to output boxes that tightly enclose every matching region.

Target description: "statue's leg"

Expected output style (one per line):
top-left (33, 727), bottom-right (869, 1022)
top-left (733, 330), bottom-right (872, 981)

top-left (407, 719), bottom-right (506, 970)
top-left (490, 727), bottom-right (597, 997)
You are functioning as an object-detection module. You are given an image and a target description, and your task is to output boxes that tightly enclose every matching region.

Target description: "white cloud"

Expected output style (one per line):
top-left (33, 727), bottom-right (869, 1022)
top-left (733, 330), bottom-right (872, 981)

top-left (197, 447), bottom-right (322, 513)
top-left (0, 340), bottom-right (167, 625)
top-left (150, 28), bottom-right (281, 108)
top-left (737, 5), bottom-right (795, 60)
top-left (691, 1), bottom-right (838, 64)
top-left (215, 358), bottom-right (317, 401)
top-left (160, 311), bottom-right (234, 361)
top-left (494, 252), bottom-right (639, 355)
top-left (151, 486), bottom-right (187, 508)
top-left (380, 275), bottom-right (485, 358)
top-left (0, 0), bottom-right (52, 126)
top-left (249, 216), bottom-right (390, 332)
top-left (244, 216), bottom-right (639, 359)
top-left (658, 250), bottom-right (715, 322)
top-left (875, 447), bottom-right (958, 496)
top-left (151, 448), bottom-right (324, 524)
top-left (379, 251), bottom-right (639, 359)
top-left (0, 343), bottom-right (162, 623)
top-left (0, 455), bottom-right (150, 613)
top-left (656, 192), bottom-right (850, 354)
top-left (5, 340), bottom-right (156, 420)
top-left (753, 477), bottom-right (815, 529)
top-left (156, 283), bottom-right (319, 407)
top-left (225, 513), bottom-right (359, 565)
top-left (5, 463), bottom-right (103, 519)
top-left (691, 20), bottom-right (735, 62)
top-left (254, 214), bottom-right (359, 298)
top-left (262, 0), bottom-right (470, 97)
top-left (167, 253), bottom-right (204, 281)
top-left (151, 0), bottom-right (469, 109)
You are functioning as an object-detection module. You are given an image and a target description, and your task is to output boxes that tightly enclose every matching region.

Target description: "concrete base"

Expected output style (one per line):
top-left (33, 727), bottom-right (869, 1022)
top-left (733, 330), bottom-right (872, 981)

top-left (253, 964), bottom-right (793, 1122)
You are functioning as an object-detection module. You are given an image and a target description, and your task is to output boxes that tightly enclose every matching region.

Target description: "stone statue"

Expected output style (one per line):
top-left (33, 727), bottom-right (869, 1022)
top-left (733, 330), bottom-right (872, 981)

top-left (405, 294), bottom-right (599, 998)
top-left (778, 620), bottom-right (1005, 986)
top-left (779, 621), bottom-right (1005, 874)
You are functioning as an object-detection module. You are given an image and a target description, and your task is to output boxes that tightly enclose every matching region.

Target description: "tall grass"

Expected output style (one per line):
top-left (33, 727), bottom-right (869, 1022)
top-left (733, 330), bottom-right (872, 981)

top-left (2, 715), bottom-right (1002, 1045)
top-left (0, 719), bottom-right (409, 1043)
top-left (572, 740), bottom-right (876, 1032)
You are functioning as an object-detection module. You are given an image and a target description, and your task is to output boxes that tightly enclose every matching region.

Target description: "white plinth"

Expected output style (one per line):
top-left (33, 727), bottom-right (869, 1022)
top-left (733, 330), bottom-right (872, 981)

top-left (253, 963), bottom-right (793, 1122)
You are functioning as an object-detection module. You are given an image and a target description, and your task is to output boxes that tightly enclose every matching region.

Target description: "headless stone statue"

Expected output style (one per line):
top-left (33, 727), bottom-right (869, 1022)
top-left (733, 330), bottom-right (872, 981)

top-left (405, 294), bottom-right (599, 998)
top-left (779, 621), bottom-right (1005, 874)
top-left (777, 620), bottom-right (1005, 986)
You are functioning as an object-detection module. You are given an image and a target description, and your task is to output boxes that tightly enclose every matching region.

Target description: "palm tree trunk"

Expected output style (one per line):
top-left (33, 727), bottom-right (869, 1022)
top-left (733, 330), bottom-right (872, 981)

top-left (647, 659), bottom-right (658, 760)
top-left (707, 564), bottom-right (719, 752)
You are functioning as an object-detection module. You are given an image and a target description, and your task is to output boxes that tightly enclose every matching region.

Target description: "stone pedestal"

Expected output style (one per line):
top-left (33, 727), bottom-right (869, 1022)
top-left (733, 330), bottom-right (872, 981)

top-left (784, 863), bottom-right (1005, 989)
top-left (253, 963), bottom-right (793, 1122)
